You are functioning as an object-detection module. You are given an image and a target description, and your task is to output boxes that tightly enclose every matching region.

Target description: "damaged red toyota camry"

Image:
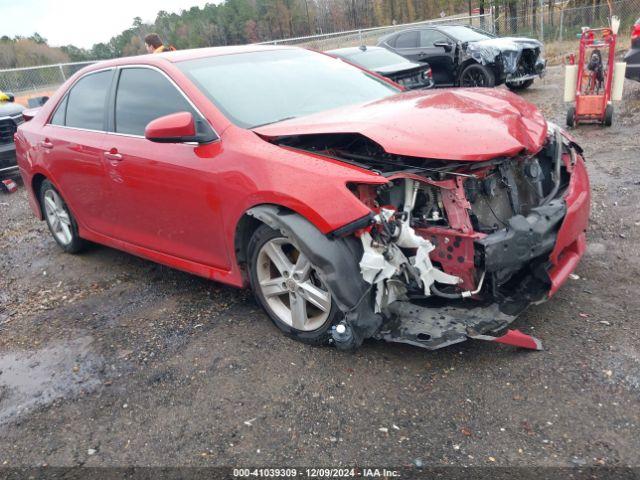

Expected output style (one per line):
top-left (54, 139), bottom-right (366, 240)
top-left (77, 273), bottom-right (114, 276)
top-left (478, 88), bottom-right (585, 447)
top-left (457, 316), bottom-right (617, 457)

top-left (16, 46), bottom-right (590, 352)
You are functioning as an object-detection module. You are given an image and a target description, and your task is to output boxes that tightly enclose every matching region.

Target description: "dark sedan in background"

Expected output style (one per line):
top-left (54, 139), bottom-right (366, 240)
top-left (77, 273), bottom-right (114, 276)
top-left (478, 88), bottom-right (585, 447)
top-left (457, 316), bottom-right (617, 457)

top-left (377, 24), bottom-right (546, 89)
top-left (327, 46), bottom-right (434, 89)
top-left (624, 18), bottom-right (640, 82)
top-left (0, 93), bottom-right (25, 178)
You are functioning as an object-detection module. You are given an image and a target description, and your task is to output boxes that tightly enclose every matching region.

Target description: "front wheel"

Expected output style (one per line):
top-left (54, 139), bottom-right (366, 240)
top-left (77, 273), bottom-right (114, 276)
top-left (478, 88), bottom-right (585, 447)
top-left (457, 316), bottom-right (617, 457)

top-left (459, 63), bottom-right (495, 88)
top-left (39, 180), bottom-right (85, 253)
top-left (248, 224), bottom-right (339, 345)
top-left (506, 79), bottom-right (534, 90)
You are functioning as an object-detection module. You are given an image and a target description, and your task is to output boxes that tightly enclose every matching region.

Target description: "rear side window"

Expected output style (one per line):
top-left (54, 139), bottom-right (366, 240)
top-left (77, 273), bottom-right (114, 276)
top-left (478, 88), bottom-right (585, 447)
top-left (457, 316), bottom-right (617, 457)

top-left (115, 68), bottom-right (194, 136)
top-left (65, 70), bottom-right (112, 131)
top-left (50, 95), bottom-right (68, 125)
top-left (395, 31), bottom-right (419, 49)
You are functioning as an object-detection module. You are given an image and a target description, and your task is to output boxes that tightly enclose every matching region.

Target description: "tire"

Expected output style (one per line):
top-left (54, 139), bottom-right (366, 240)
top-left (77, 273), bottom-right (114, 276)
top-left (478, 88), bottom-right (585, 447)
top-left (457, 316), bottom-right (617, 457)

top-left (603, 104), bottom-right (613, 127)
top-left (566, 106), bottom-right (576, 128)
top-left (506, 79), bottom-right (534, 91)
top-left (248, 224), bottom-right (339, 346)
top-left (459, 63), bottom-right (496, 88)
top-left (39, 179), bottom-right (85, 253)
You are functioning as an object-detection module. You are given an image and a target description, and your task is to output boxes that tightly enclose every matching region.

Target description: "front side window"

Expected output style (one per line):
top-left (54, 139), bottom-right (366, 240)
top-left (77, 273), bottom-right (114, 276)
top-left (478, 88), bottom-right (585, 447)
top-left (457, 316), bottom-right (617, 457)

top-left (419, 30), bottom-right (450, 47)
top-left (177, 49), bottom-right (399, 129)
top-left (65, 70), bottom-right (112, 130)
top-left (115, 68), bottom-right (194, 136)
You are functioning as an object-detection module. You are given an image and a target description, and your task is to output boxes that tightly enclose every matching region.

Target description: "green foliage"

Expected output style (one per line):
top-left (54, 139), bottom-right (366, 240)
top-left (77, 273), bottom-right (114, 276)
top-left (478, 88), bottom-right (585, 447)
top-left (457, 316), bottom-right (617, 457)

top-left (80, 0), bottom-right (477, 60)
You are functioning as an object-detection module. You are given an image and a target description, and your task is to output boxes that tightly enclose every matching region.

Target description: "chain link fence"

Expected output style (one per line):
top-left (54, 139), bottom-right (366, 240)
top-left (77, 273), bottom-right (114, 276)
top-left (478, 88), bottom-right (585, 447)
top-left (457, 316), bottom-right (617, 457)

top-left (0, 61), bottom-right (95, 102)
top-left (258, 13), bottom-right (494, 51)
top-left (495, 0), bottom-right (639, 43)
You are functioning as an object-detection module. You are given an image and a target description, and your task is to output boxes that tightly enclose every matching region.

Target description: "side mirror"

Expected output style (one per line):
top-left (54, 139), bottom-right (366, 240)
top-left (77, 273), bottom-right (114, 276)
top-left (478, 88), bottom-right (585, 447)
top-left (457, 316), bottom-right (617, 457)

top-left (145, 111), bottom-right (217, 144)
top-left (434, 41), bottom-right (452, 52)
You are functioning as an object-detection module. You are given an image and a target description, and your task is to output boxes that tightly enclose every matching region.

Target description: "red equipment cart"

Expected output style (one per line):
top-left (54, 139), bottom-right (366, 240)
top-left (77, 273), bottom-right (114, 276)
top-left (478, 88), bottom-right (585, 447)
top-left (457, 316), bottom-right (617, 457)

top-left (566, 27), bottom-right (616, 127)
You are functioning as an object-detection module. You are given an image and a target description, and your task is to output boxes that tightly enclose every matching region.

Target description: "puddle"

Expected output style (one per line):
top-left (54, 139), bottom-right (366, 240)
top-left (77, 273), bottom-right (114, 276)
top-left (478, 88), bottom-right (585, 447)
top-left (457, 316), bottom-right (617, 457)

top-left (0, 336), bottom-right (103, 425)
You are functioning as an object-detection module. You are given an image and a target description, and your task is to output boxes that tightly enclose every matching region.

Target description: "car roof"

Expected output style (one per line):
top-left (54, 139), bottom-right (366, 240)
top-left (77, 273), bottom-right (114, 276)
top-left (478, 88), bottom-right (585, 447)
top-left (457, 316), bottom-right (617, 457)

top-left (385, 23), bottom-right (474, 35)
top-left (326, 46), bottom-right (386, 55)
top-left (79, 44), bottom-right (298, 73)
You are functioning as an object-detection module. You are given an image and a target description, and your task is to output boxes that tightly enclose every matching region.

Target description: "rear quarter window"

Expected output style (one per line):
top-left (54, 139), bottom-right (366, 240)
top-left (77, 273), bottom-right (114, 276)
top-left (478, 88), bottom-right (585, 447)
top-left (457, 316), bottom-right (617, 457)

top-left (49, 95), bottom-right (68, 126)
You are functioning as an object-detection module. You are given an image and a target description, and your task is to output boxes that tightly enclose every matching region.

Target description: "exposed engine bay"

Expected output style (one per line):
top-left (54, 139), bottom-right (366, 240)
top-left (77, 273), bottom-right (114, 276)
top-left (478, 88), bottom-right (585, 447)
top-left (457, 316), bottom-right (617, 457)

top-left (254, 124), bottom-right (584, 352)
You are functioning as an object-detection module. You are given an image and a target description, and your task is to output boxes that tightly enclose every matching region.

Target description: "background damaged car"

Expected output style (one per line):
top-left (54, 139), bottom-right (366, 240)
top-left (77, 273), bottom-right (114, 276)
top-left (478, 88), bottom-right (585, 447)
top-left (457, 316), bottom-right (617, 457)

top-left (15, 46), bottom-right (589, 353)
top-left (326, 46), bottom-right (434, 90)
top-left (377, 24), bottom-right (546, 90)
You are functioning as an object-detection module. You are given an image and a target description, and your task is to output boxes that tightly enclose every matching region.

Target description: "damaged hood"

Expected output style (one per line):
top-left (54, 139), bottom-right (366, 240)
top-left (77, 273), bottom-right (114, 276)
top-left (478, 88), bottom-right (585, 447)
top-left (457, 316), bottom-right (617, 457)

top-left (254, 88), bottom-right (547, 161)
top-left (469, 36), bottom-right (543, 52)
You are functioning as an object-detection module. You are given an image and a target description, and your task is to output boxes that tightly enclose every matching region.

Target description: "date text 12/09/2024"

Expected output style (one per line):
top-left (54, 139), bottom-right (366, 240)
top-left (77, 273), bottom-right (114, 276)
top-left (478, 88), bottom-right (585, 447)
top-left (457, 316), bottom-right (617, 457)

top-left (233, 468), bottom-right (401, 477)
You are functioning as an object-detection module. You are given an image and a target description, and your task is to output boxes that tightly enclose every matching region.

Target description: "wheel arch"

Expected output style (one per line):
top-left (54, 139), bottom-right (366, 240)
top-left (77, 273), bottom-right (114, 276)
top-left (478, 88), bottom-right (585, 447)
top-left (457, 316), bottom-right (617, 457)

top-left (233, 203), bottom-right (314, 282)
top-left (31, 172), bottom-right (49, 220)
top-left (457, 58), bottom-right (480, 82)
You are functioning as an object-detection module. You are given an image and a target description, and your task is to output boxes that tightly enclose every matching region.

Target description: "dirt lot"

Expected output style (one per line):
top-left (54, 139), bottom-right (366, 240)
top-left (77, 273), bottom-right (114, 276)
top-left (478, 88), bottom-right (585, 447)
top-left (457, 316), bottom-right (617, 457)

top-left (1, 67), bottom-right (639, 470)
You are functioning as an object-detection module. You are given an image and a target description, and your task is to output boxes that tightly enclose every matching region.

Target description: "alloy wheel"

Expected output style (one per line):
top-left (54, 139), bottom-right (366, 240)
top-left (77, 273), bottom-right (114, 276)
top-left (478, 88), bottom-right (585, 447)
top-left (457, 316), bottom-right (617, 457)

top-left (43, 189), bottom-right (73, 245)
top-left (461, 69), bottom-right (487, 87)
top-left (255, 237), bottom-right (332, 332)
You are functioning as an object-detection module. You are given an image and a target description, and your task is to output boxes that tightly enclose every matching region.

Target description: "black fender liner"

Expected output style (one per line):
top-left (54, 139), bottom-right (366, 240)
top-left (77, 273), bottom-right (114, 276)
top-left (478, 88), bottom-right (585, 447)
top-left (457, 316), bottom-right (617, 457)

top-left (247, 205), bottom-right (383, 349)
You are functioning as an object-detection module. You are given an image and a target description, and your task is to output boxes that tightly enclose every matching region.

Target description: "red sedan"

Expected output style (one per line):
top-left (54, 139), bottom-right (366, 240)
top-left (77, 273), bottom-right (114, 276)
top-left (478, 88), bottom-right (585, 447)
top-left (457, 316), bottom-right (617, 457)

top-left (16, 46), bottom-right (590, 351)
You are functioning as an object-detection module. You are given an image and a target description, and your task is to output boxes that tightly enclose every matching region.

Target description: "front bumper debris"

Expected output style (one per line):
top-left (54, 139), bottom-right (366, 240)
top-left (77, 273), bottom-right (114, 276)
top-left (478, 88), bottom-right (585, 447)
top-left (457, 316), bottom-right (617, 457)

top-left (343, 129), bottom-right (588, 352)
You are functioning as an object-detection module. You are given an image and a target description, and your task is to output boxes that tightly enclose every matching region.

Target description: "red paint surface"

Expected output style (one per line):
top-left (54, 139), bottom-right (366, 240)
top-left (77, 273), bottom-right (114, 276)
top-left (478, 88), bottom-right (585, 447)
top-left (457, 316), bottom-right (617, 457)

top-left (492, 329), bottom-right (543, 350)
top-left (256, 87), bottom-right (548, 161)
top-left (548, 154), bottom-right (590, 297)
top-left (145, 111), bottom-right (195, 140)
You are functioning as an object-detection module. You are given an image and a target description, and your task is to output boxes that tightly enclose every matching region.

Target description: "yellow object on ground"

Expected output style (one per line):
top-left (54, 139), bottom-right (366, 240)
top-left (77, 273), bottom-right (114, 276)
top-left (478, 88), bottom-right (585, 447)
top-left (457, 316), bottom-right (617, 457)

top-left (0, 90), bottom-right (9, 102)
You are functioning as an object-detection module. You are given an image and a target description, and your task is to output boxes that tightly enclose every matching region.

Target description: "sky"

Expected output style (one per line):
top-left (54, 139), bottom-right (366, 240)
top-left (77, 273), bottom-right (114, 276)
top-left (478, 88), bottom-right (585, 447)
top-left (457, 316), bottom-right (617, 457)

top-left (0, 0), bottom-right (215, 48)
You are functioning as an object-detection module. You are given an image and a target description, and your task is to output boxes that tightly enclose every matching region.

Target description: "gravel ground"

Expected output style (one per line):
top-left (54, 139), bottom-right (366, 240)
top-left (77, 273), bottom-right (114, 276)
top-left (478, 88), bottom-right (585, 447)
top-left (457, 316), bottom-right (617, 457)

top-left (0, 67), bottom-right (639, 470)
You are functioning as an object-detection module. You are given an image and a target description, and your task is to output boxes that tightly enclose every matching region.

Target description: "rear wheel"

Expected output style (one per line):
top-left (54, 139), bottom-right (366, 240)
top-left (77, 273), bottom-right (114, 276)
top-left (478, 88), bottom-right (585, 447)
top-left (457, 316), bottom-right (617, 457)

top-left (603, 104), bottom-right (613, 127)
top-left (39, 180), bottom-right (85, 253)
top-left (506, 79), bottom-right (534, 90)
top-left (459, 63), bottom-right (495, 88)
top-left (566, 106), bottom-right (576, 127)
top-left (248, 224), bottom-right (339, 345)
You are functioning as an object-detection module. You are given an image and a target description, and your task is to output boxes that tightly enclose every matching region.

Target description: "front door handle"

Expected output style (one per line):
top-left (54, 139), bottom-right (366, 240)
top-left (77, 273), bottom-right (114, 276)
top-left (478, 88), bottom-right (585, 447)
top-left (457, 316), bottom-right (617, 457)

top-left (104, 150), bottom-right (123, 162)
top-left (41, 139), bottom-right (53, 149)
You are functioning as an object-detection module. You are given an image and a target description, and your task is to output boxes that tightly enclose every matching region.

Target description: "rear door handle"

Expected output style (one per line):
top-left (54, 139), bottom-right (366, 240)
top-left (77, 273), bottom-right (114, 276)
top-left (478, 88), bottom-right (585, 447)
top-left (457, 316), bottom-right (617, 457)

top-left (41, 140), bottom-right (53, 149)
top-left (104, 150), bottom-right (123, 162)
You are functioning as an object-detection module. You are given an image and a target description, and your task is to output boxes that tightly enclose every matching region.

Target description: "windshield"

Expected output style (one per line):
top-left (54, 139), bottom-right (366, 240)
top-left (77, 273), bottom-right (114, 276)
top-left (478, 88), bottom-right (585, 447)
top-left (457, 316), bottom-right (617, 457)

top-left (340, 48), bottom-right (412, 70)
top-left (439, 26), bottom-right (494, 42)
top-left (178, 49), bottom-right (400, 129)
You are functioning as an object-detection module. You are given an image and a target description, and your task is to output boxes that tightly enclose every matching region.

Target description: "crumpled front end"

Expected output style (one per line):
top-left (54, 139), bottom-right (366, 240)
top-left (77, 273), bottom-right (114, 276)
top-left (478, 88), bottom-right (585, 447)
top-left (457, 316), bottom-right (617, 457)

top-left (465, 37), bottom-right (546, 83)
top-left (260, 119), bottom-right (589, 352)
top-left (327, 124), bottom-right (589, 351)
